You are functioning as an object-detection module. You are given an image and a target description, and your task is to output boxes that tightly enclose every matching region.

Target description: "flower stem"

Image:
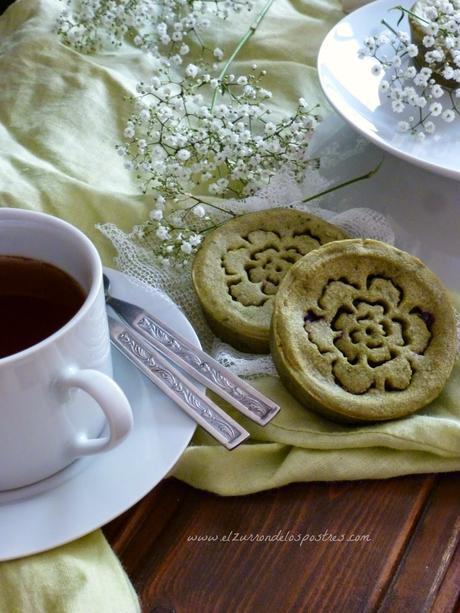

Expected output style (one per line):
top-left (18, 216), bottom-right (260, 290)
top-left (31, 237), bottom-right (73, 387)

top-left (210, 0), bottom-right (275, 111)
top-left (301, 160), bottom-right (383, 204)
top-left (185, 193), bottom-right (237, 216)
top-left (391, 5), bottom-right (431, 25)
top-left (381, 18), bottom-right (402, 39)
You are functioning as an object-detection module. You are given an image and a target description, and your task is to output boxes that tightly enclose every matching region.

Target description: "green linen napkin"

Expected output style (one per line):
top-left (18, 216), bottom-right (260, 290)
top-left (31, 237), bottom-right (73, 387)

top-left (1, 0), bottom-right (459, 608)
top-left (172, 345), bottom-right (460, 494)
top-left (0, 533), bottom-right (140, 613)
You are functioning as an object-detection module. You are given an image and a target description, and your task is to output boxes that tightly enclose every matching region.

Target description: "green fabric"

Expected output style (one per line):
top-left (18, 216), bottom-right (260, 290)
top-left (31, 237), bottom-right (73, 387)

top-left (172, 352), bottom-right (460, 494)
top-left (0, 0), bottom-right (459, 608)
top-left (0, 532), bottom-right (140, 613)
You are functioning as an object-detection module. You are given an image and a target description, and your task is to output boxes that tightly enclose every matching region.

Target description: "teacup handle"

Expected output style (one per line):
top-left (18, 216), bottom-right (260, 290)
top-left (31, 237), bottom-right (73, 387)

top-left (60, 368), bottom-right (133, 456)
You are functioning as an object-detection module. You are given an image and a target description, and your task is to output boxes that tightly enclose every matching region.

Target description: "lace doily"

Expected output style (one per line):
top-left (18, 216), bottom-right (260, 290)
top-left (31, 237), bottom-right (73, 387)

top-left (98, 170), bottom-right (396, 378)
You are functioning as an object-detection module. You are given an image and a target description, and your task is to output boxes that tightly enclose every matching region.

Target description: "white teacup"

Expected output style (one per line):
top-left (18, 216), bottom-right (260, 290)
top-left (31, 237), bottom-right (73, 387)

top-left (0, 209), bottom-right (133, 491)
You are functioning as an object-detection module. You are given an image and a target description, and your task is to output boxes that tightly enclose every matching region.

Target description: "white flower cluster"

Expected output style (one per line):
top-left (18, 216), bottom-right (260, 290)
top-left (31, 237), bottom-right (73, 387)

top-left (118, 67), bottom-right (319, 202)
top-left (57, 0), bottom-right (252, 56)
top-left (135, 201), bottom-right (212, 266)
top-left (359, 0), bottom-right (460, 137)
top-left (116, 65), bottom-right (318, 264)
top-left (59, 0), bottom-right (321, 266)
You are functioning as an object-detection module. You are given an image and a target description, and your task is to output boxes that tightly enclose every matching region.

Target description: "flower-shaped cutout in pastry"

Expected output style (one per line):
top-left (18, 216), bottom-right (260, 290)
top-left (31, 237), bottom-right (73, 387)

top-left (271, 239), bottom-right (457, 422)
top-left (306, 276), bottom-right (433, 395)
top-left (223, 229), bottom-right (323, 306)
top-left (192, 209), bottom-right (348, 353)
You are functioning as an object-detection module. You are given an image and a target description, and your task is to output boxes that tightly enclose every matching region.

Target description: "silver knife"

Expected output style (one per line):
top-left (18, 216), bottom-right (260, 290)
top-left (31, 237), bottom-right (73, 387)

top-left (105, 292), bottom-right (280, 426)
top-left (109, 316), bottom-right (249, 450)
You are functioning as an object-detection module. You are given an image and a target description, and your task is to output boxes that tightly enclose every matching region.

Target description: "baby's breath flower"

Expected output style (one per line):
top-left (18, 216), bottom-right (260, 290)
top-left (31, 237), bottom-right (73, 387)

top-left (213, 47), bottom-right (224, 60)
top-left (177, 149), bottom-right (191, 161)
top-left (156, 225), bottom-right (169, 240)
top-left (431, 84), bottom-right (444, 98)
top-left (180, 241), bottom-right (193, 254)
top-left (63, 0), bottom-right (324, 266)
top-left (192, 205), bottom-right (206, 218)
top-left (259, 88), bottom-right (272, 99)
top-left (359, 1), bottom-right (460, 137)
top-left (185, 63), bottom-right (199, 78)
top-left (442, 108), bottom-right (456, 121)
top-left (399, 31), bottom-right (410, 43)
top-left (149, 209), bottom-right (163, 221)
top-left (429, 101), bottom-right (443, 115)
top-left (122, 69), bottom-right (319, 203)
top-left (57, 0), bottom-right (254, 57)
top-left (423, 35), bottom-right (435, 47)
top-left (124, 125), bottom-right (135, 138)
top-left (139, 108), bottom-right (150, 122)
top-left (189, 233), bottom-right (202, 246)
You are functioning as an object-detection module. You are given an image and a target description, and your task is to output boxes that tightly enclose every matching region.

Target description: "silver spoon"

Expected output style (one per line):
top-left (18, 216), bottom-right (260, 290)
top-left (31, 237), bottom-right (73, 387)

top-left (102, 273), bottom-right (280, 426)
top-left (104, 274), bottom-right (249, 449)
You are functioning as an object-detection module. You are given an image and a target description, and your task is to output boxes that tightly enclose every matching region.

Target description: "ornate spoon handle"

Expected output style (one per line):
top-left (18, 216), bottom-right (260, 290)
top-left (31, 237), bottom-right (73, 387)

top-left (109, 317), bottom-right (249, 450)
top-left (108, 295), bottom-right (280, 426)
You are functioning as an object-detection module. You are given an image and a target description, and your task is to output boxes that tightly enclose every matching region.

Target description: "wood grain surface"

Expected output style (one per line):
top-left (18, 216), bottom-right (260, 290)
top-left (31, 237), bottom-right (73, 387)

top-left (104, 473), bottom-right (460, 613)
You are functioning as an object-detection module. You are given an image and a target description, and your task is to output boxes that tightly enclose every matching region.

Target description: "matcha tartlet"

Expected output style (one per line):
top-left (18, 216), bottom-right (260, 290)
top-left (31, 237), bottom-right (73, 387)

top-left (192, 208), bottom-right (348, 353)
top-left (271, 239), bottom-right (457, 423)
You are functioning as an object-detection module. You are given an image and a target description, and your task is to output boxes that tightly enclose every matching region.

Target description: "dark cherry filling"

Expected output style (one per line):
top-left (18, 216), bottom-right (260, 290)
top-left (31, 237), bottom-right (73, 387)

top-left (304, 310), bottom-right (323, 323)
top-left (410, 307), bottom-right (435, 331)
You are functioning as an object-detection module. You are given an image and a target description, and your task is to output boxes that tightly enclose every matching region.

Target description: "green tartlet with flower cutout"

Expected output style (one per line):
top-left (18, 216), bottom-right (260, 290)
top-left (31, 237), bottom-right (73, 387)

top-left (192, 208), bottom-right (348, 353)
top-left (271, 239), bottom-right (457, 423)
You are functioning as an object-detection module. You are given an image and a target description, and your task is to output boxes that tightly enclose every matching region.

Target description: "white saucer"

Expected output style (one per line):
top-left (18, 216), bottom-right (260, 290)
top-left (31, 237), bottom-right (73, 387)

top-left (317, 0), bottom-right (460, 181)
top-left (0, 268), bottom-right (197, 561)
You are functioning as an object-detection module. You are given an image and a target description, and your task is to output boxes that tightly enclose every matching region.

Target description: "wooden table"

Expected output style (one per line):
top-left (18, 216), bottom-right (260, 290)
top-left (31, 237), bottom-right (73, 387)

top-left (104, 473), bottom-right (460, 612)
